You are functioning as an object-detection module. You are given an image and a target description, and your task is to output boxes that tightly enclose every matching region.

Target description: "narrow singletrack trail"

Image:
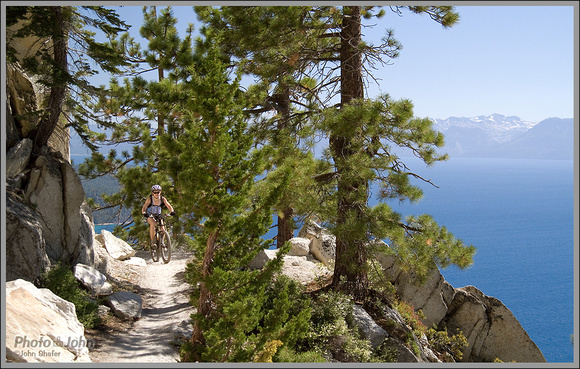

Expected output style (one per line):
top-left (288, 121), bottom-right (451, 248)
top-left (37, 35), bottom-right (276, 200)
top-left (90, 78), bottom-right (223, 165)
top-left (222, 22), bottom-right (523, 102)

top-left (87, 248), bottom-right (195, 363)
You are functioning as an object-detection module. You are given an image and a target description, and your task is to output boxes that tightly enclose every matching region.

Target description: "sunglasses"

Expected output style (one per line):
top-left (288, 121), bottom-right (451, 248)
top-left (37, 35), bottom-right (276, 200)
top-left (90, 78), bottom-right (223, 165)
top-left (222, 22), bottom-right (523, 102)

top-left (152, 191), bottom-right (161, 194)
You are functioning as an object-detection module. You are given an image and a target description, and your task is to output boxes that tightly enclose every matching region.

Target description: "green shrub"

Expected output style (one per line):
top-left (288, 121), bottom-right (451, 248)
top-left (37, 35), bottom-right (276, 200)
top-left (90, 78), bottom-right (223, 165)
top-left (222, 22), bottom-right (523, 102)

top-left (309, 289), bottom-right (353, 326)
top-left (392, 299), bottom-right (426, 335)
top-left (275, 346), bottom-right (326, 362)
top-left (372, 341), bottom-right (398, 362)
top-left (297, 290), bottom-right (375, 362)
top-left (181, 272), bottom-right (312, 362)
top-left (38, 263), bottom-right (101, 329)
top-left (426, 326), bottom-right (468, 362)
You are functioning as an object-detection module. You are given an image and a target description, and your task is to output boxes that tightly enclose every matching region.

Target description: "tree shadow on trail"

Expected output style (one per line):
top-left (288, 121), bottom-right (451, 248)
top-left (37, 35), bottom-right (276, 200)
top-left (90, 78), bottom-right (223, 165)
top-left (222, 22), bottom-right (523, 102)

top-left (87, 248), bottom-right (195, 362)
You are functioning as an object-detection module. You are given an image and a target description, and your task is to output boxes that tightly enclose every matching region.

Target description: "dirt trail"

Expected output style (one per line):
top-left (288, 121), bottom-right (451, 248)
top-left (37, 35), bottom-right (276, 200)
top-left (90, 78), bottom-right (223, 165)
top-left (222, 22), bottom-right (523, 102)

top-left (87, 248), bottom-right (195, 363)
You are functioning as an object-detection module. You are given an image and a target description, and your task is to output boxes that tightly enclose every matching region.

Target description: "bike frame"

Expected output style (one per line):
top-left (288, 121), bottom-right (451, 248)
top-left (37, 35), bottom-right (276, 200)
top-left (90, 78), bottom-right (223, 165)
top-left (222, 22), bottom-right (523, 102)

top-left (149, 213), bottom-right (172, 263)
top-left (153, 214), bottom-right (166, 235)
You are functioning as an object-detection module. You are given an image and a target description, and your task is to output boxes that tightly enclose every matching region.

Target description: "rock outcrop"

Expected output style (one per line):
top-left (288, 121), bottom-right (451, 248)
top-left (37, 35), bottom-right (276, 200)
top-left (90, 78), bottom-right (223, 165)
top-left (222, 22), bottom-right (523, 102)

top-left (6, 149), bottom-right (96, 281)
top-left (6, 58), bottom-right (95, 283)
top-left (250, 230), bottom-right (446, 363)
top-left (5, 52), bottom-right (144, 364)
top-left (376, 249), bottom-right (455, 329)
top-left (298, 220), bottom-right (336, 267)
top-left (95, 230), bottom-right (136, 261)
top-left (6, 137), bottom-right (33, 179)
top-left (6, 191), bottom-right (52, 282)
top-left (5, 279), bottom-right (92, 362)
top-left (440, 286), bottom-right (546, 362)
top-left (25, 153), bottom-right (96, 265)
top-left (5, 229), bottom-right (146, 363)
top-left (352, 305), bottom-right (389, 349)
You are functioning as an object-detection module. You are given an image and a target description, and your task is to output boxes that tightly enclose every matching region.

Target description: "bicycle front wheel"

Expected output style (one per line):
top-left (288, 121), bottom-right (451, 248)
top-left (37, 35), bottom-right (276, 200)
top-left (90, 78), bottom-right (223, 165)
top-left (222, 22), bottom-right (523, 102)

top-left (160, 230), bottom-right (171, 263)
top-left (150, 236), bottom-right (160, 262)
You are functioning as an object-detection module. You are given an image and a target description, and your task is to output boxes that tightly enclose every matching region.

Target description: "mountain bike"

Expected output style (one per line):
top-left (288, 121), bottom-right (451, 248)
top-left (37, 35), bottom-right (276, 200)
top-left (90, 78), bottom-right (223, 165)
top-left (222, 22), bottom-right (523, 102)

top-left (149, 213), bottom-right (172, 263)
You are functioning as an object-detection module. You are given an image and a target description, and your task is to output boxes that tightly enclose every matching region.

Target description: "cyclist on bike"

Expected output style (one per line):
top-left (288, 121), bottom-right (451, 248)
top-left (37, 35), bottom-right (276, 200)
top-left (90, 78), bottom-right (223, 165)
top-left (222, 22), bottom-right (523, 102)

top-left (141, 185), bottom-right (175, 247)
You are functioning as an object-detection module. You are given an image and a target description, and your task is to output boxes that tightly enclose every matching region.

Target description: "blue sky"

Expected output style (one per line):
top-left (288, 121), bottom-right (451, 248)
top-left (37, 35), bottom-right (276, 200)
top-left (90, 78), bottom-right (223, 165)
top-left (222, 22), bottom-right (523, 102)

top-left (102, 3), bottom-right (576, 124)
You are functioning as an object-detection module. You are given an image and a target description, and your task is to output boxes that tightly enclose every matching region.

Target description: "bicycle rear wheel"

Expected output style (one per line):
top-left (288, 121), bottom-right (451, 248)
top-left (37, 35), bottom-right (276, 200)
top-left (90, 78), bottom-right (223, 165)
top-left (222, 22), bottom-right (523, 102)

top-left (150, 235), bottom-right (160, 262)
top-left (160, 230), bottom-right (171, 263)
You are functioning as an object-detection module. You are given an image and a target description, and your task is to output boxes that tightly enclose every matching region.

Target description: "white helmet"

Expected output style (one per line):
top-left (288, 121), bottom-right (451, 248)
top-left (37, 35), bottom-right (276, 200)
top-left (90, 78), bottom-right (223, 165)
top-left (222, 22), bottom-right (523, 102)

top-left (151, 184), bottom-right (162, 192)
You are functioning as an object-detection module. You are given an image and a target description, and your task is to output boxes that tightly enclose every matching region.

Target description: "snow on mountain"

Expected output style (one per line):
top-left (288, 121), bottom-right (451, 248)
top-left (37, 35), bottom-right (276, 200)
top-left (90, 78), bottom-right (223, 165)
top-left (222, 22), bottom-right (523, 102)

top-left (431, 113), bottom-right (537, 143)
top-left (424, 114), bottom-right (573, 160)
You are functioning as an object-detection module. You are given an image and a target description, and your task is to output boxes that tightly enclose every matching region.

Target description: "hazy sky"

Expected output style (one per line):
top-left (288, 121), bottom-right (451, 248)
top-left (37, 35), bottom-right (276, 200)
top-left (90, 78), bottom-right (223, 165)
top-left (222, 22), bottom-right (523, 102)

top-left (98, 3), bottom-right (576, 123)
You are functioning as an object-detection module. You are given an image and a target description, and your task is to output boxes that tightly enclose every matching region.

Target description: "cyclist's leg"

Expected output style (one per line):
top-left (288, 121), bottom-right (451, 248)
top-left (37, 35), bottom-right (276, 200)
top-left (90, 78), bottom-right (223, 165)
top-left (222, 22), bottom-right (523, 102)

top-left (147, 216), bottom-right (156, 243)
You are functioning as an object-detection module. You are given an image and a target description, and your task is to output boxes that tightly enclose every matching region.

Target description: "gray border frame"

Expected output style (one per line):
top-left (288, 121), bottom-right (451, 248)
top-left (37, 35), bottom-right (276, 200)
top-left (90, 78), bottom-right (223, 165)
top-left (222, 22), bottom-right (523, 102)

top-left (2, 1), bottom-right (579, 368)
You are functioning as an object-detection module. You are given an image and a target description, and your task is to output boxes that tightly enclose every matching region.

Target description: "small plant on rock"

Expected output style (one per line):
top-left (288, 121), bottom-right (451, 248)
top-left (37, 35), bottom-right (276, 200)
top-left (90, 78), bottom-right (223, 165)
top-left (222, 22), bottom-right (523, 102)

top-left (426, 326), bottom-right (468, 362)
top-left (393, 299), bottom-right (426, 335)
top-left (38, 262), bottom-right (101, 329)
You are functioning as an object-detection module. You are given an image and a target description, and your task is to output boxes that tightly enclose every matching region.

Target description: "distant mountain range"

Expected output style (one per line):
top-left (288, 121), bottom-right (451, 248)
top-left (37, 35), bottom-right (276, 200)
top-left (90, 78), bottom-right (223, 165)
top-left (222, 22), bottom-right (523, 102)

top-left (429, 114), bottom-right (574, 160)
top-left (70, 114), bottom-right (575, 161)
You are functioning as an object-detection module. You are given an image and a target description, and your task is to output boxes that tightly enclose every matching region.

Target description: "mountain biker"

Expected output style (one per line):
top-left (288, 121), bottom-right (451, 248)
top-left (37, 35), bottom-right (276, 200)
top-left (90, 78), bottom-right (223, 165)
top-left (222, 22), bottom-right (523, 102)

top-left (141, 185), bottom-right (175, 248)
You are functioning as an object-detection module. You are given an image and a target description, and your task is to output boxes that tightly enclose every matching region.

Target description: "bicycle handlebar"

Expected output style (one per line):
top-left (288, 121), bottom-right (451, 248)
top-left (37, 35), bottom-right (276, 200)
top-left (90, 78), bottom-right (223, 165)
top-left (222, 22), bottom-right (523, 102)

top-left (145, 212), bottom-right (174, 218)
top-left (151, 213), bottom-right (173, 219)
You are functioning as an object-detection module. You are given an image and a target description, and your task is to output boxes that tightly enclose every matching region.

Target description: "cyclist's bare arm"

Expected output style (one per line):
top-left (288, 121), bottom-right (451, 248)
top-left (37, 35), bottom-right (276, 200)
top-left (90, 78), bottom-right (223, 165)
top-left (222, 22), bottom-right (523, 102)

top-left (142, 197), bottom-right (151, 215)
top-left (163, 198), bottom-right (174, 213)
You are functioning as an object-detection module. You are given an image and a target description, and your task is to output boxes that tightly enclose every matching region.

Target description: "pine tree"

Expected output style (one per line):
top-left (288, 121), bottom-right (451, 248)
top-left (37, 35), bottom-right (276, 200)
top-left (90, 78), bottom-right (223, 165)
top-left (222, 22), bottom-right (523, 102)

top-left (169, 35), bottom-right (309, 362)
top-left (318, 6), bottom-right (472, 299)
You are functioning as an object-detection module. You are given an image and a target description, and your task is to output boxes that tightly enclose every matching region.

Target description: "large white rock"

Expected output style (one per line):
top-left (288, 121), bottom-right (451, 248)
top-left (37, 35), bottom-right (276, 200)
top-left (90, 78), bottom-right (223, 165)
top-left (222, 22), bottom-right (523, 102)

top-left (5, 279), bottom-right (92, 362)
top-left (96, 229), bottom-right (135, 261)
top-left (288, 237), bottom-right (310, 256)
top-left (92, 236), bottom-right (112, 275)
top-left (23, 155), bottom-right (95, 266)
top-left (73, 264), bottom-right (113, 296)
top-left (25, 156), bottom-right (66, 261)
top-left (280, 255), bottom-right (332, 285)
top-left (248, 249), bottom-right (281, 270)
top-left (297, 220), bottom-right (336, 267)
top-left (297, 219), bottom-right (324, 239)
top-left (106, 291), bottom-right (142, 320)
top-left (309, 230), bottom-right (336, 267)
top-left (376, 251), bottom-right (454, 328)
top-left (247, 245), bottom-right (332, 286)
top-left (6, 63), bottom-right (40, 137)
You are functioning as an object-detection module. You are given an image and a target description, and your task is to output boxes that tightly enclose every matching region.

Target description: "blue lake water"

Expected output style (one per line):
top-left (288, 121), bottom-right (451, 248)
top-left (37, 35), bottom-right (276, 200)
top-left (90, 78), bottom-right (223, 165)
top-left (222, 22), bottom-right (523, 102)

top-left (376, 157), bottom-right (575, 363)
top-left (95, 157), bottom-right (576, 362)
top-left (94, 223), bottom-right (116, 234)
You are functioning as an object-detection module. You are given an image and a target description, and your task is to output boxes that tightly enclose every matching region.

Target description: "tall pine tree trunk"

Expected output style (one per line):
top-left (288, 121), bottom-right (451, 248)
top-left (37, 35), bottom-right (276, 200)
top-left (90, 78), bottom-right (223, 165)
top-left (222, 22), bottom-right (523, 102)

top-left (330, 6), bottom-right (369, 302)
top-left (189, 228), bottom-right (220, 358)
top-left (277, 207), bottom-right (294, 248)
top-left (34, 6), bottom-right (68, 150)
top-left (275, 84), bottom-right (296, 248)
